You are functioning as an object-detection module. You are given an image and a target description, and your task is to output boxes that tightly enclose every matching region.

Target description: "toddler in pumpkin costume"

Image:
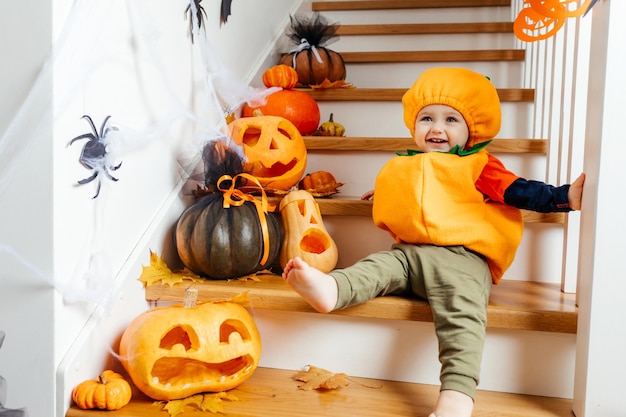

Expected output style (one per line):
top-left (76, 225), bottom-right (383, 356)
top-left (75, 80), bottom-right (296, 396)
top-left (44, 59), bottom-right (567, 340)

top-left (282, 67), bottom-right (585, 417)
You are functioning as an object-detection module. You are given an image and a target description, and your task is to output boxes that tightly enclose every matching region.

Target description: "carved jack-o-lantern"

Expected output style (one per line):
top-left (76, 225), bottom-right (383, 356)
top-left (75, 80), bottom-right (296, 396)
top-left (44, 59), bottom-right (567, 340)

top-left (279, 190), bottom-right (338, 273)
top-left (229, 115), bottom-right (307, 191)
top-left (119, 295), bottom-right (262, 401)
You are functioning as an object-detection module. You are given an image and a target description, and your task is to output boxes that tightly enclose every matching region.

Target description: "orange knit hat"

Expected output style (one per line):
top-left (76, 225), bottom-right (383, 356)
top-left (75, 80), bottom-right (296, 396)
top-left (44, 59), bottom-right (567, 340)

top-left (402, 67), bottom-right (501, 148)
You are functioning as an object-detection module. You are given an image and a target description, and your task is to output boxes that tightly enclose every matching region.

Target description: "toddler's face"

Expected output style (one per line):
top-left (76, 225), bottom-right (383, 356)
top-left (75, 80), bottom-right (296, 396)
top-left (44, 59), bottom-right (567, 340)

top-left (412, 104), bottom-right (469, 153)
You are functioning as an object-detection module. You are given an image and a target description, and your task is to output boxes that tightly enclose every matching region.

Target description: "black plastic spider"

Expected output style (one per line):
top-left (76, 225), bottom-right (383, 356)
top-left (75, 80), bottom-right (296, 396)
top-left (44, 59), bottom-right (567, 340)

top-left (68, 115), bottom-right (122, 199)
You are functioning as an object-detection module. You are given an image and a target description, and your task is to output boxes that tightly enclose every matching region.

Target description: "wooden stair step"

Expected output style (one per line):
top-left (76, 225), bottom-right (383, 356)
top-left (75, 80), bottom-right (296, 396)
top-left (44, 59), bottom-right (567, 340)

top-left (304, 137), bottom-right (547, 153)
top-left (337, 22), bottom-right (514, 36)
top-left (145, 275), bottom-right (577, 334)
top-left (304, 87), bottom-right (534, 102)
top-left (313, 0), bottom-right (511, 12)
top-left (286, 197), bottom-right (565, 223)
top-left (339, 49), bottom-right (525, 63)
top-left (66, 367), bottom-right (573, 417)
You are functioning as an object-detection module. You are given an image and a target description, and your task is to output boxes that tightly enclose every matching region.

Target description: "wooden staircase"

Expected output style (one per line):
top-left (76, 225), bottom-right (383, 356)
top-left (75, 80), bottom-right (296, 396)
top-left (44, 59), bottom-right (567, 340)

top-left (67, 1), bottom-right (577, 416)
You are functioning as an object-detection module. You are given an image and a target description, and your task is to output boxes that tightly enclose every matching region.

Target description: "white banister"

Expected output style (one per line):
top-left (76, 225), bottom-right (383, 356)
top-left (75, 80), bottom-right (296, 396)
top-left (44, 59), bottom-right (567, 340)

top-left (512, 1), bottom-right (593, 293)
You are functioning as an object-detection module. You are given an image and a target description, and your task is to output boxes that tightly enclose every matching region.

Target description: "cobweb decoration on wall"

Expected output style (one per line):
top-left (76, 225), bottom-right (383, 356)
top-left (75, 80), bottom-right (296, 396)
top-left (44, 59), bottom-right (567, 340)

top-left (0, 0), bottom-right (278, 305)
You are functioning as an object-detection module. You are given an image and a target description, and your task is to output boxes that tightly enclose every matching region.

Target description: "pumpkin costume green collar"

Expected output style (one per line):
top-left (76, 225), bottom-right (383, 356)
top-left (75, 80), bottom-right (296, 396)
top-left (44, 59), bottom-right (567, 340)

top-left (397, 140), bottom-right (492, 157)
top-left (402, 67), bottom-right (502, 148)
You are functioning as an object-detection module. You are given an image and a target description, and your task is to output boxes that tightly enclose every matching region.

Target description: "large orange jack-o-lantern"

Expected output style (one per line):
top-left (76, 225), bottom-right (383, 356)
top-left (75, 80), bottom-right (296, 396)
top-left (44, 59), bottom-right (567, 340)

top-left (279, 190), bottom-right (338, 273)
top-left (228, 114), bottom-right (307, 191)
top-left (119, 293), bottom-right (262, 401)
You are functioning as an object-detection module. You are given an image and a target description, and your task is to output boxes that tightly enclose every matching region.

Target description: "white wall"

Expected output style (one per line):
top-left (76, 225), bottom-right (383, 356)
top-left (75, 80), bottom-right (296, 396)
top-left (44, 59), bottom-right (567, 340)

top-left (0, 1), bottom-right (301, 416)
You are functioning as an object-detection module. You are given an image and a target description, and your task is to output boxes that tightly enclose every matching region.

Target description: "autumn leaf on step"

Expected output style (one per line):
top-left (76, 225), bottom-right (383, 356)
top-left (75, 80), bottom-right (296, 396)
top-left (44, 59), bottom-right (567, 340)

top-left (138, 250), bottom-right (204, 287)
top-left (161, 392), bottom-right (239, 416)
top-left (232, 269), bottom-right (274, 283)
top-left (293, 365), bottom-right (350, 390)
top-left (310, 79), bottom-right (356, 90)
top-left (162, 394), bottom-right (202, 416)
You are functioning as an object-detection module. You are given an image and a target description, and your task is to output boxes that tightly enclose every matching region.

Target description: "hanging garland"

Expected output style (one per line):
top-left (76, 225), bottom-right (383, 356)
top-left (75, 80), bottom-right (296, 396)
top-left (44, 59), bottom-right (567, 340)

top-left (513, 0), bottom-right (597, 42)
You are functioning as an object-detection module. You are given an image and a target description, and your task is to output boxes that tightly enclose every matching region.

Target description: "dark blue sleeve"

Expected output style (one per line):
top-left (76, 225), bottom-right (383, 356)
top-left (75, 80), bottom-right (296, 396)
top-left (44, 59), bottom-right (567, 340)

top-left (503, 178), bottom-right (572, 213)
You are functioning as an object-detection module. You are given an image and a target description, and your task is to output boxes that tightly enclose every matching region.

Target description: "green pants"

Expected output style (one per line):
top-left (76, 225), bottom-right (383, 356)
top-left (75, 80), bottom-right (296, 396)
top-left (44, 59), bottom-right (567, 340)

top-left (330, 244), bottom-right (492, 399)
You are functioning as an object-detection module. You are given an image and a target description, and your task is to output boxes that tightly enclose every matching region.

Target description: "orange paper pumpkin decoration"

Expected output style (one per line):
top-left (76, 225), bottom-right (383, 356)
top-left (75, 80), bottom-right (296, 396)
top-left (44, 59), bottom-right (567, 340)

top-left (514, 0), bottom-right (592, 41)
top-left (262, 64), bottom-right (299, 89)
top-left (242, 89), bottom-right (320, 135)
top-left (119, 299), bottom-right (262, 401)
top-left (228, 115), bottom-right (307, 191)
top-left (279, 190), bottom-right (338, 273)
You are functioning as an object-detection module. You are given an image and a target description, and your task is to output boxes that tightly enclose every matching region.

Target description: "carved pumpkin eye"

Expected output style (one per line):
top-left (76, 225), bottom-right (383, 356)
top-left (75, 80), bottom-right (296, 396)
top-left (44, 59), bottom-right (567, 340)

top-left (220, 319), bottom-right (252, 343)
top-left (160, 325), bottom-right (197, 351)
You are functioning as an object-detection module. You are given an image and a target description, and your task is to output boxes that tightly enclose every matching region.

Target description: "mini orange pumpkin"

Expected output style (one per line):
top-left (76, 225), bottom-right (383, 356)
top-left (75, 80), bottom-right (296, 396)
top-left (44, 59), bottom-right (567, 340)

top-left (242, 89), bottom-right (320, 135)
top-left (228, 114), bottom-right (307, 191)
top-left (299, 171), bottom-right (343, 197)
top-left (279, 190), bottom-right (338, 273)
top-left (262, 64), bottom-right (299, 89)
top-left (119, 297), bottom-right (262, 401)
top-left (72, 370), bottom-right (132, 410)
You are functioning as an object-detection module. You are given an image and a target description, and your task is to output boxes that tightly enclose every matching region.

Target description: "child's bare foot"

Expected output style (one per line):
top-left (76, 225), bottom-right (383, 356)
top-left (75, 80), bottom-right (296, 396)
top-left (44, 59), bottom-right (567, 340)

top-left (282, 257), bottom-right (338, 313)
top-left (428, 390), bottom-right (474, 417)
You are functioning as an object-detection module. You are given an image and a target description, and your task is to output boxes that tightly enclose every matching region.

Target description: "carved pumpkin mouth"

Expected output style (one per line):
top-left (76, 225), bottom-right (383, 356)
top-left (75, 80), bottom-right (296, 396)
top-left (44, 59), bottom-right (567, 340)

top-left (300, 229), bottom-right (332, 254)
top-left (151, 355), bottom-right (255, 387)
top-left (248, 158), bottom-right (299, 179)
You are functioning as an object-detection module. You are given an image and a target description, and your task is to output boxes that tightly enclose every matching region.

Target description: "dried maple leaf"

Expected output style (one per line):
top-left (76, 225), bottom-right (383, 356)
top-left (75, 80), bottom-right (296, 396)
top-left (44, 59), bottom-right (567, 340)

top-left (160, 392), bottom-right (239, 416)
top-left (232, 269), bottom-right (273, 283)
top-left (293, 365), bottom-right (350, 390)
top-left (310, 79), bottom-right (356, 89)
top-left (138, 250), bottom-right (204, 287)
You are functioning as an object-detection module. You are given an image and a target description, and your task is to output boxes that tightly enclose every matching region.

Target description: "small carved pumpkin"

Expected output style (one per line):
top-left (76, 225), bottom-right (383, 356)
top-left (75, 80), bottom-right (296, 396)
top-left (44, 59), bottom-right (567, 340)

top-left (229, 114), bottom-right (308, 190)
top-left (279, 190), bottom-right (338, 273)
top-left (72, 370), bottom-right (132, 410)
top-left (119, 297), bottom-right (262, 401)
top-left (241, 90), bottom-right (320, 135)
top-left (262, 64), bottom-right (299, 89)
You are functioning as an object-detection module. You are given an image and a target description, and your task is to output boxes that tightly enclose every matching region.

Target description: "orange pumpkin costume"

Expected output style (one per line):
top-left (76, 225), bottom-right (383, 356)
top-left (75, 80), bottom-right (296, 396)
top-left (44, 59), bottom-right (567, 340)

top-left (328, 68), bottom-right (573, 400)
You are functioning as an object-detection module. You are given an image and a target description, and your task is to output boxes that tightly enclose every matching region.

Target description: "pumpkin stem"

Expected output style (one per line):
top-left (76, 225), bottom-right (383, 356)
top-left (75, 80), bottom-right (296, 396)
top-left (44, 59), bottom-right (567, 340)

top-left (184, 288), bottom-right (198, 308)
top-left (252, 109), bottom-right (264, 117)
top-left (329, 113), bottom-right (334, 122)
top-left (98, 372), bottom-right (109, 385)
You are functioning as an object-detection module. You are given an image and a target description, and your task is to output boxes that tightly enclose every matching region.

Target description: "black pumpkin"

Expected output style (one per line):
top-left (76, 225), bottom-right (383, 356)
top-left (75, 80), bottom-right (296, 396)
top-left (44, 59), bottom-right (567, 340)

top-left (280, 12), bottom-right (346, 87)
top-left (175, 193), bottom-right (283, 279)
top-left (279, 47), bottom-right (346, 87)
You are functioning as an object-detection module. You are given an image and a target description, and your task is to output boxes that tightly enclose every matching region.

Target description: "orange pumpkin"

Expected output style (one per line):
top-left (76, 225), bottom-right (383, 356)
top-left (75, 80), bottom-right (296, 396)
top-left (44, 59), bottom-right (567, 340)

top-left (262, 64), bottom-right (299, 89)
top-left (72, 370), bottom-right (132, 410)
top-left (242, 89), bottom-right (320, 135)
top-left (228, 114), bottom-right (307, 190)
top-left (119, 298), bottom-right (262, 401)
top-left (299, 171), bottom-right (343, 197)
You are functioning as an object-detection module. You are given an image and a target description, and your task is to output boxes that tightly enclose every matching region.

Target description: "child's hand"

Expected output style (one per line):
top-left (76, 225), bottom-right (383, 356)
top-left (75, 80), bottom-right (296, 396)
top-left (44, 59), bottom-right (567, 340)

top-left (568, 173), bottom-right (585, 210)
top-left (361, 190), bottom-right (374, 200)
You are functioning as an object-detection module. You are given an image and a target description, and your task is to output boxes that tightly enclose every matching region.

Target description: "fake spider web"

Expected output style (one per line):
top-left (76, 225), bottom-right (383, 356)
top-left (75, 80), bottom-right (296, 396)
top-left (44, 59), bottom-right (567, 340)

top-left (0, 0), bottom-right (278, 305)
